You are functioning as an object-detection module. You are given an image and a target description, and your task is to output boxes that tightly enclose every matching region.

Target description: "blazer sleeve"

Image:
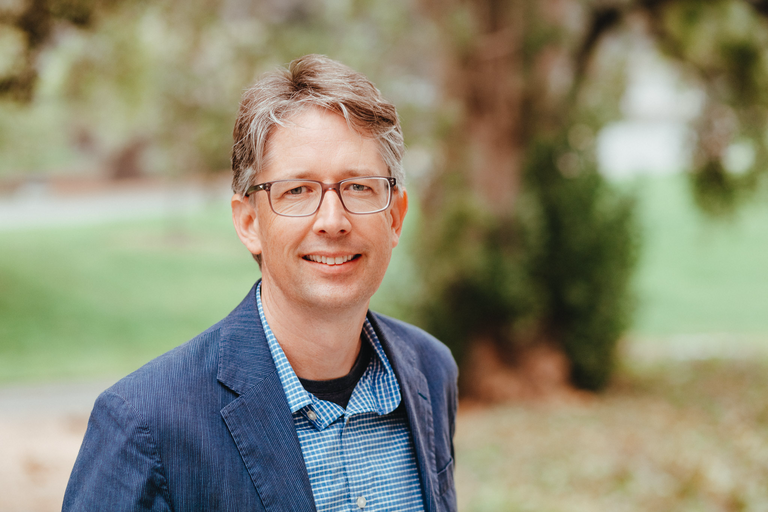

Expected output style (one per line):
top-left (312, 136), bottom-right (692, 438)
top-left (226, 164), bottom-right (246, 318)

top-left (449, 368), bottom-right (458, 458)
top-left (63, 391), bottom-right (172, 512)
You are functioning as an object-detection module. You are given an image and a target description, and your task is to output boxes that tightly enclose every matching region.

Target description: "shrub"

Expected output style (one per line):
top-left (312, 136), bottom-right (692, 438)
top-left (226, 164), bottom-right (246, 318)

top-left (414, 139), bottom-right (639, 392)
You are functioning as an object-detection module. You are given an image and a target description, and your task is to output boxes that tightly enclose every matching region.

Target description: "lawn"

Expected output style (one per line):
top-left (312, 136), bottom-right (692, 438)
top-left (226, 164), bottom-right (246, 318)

top-left (0, 197), bottom-right (417, 382)
top-left (1, 173), bottom-right (767, 381)
top-left (0, 205), bottom-right (258, 382)
top-left (630, 174), bottom-right (768, 338)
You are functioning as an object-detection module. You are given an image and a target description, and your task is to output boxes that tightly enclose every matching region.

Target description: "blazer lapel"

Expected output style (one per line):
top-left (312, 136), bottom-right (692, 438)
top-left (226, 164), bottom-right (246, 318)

top-left (369, 313), bottom-right (439, 512)
top-left (217, 285), bottom-right (316, 512)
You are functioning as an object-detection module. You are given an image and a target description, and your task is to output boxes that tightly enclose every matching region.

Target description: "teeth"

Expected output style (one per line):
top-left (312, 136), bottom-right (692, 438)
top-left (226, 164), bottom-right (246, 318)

top-left (307, 254), bottom-right (354, 265)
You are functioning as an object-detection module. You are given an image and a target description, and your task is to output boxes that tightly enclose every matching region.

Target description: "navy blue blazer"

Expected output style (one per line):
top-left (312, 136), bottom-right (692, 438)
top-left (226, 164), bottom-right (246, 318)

top-left (63, 284), bottom-right (458, 511)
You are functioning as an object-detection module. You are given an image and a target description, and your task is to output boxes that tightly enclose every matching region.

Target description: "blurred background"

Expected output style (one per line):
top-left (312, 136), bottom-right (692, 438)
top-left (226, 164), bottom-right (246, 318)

top-left (2, 0), bottom-right (768, 510)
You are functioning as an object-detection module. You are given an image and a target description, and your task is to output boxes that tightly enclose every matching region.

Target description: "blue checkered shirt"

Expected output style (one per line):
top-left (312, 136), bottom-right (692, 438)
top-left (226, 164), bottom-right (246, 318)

top-left (256, 283), bottom-right (425, 511)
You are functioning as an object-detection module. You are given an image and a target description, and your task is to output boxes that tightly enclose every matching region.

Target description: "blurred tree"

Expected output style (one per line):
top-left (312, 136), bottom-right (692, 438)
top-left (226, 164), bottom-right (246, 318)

top-left (0, 0), bottom-right (124, 102)
top-left (0, 0), bottom-right (439, 178)
top-left (415, 0), bottom-right (768, 394)
top-left (4, 0), bottom-right (768, 393)
top-left (642, 0), bottom-right (768, 214)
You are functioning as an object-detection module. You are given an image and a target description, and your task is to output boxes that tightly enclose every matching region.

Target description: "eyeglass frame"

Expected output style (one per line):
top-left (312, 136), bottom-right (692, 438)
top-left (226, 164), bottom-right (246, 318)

top-left (243, 176), bottom-right (398, 217)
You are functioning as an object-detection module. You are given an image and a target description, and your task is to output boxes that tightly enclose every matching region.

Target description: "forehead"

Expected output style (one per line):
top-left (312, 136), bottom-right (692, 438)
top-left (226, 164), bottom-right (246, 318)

top-left (261, 107), bottom-right (386, 181)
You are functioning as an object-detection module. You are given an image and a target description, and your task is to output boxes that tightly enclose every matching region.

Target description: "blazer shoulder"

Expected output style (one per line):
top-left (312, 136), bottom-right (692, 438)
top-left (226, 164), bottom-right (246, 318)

top-left (107, 322), bottom-right (225, 404)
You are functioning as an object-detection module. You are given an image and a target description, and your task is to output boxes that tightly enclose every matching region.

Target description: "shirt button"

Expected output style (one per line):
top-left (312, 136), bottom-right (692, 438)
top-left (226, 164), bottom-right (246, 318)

top-left (356, 496), bottom-right (366, 509)
top-left (306, 409), bottom-right (318, 421)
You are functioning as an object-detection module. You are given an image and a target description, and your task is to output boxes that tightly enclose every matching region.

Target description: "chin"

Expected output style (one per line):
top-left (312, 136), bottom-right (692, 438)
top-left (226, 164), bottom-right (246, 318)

top-left (298, 282), bottom-right (379, 311)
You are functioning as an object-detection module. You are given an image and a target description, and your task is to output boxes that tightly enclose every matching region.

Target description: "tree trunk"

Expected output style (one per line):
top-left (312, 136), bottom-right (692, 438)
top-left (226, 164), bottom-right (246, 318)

top-left (423, 0), bottom-right (528, 215)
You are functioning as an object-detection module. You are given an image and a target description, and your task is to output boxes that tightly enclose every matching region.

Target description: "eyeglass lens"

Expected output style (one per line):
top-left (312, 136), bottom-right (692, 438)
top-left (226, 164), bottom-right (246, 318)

top-left (269, 177), bottom-right (391, 216)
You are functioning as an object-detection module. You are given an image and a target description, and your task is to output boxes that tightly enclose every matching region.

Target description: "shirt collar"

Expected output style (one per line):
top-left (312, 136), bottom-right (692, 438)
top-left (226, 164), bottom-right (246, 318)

top-left (256, 281), bottom-right (401, 429)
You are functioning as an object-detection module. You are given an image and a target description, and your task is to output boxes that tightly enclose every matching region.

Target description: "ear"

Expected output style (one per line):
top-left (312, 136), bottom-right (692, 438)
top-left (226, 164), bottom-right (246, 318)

top-left (231, 194), bottom-right (263, 257)
top-left (388, 188), bottom-right (408, 248)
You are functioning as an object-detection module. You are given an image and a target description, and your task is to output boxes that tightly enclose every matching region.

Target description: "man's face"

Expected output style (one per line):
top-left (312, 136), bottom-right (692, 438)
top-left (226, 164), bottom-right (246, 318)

top-left (233, 107), bottom-right (407, 313)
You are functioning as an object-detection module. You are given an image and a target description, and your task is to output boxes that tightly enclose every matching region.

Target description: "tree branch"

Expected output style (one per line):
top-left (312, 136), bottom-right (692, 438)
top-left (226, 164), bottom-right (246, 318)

top-left (573, 5), bottom-right (624, 86)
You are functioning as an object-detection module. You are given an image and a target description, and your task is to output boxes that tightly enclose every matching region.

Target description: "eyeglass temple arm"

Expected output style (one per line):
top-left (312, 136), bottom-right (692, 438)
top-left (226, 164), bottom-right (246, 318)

top-left (244, 183), bottom-right (269, 197)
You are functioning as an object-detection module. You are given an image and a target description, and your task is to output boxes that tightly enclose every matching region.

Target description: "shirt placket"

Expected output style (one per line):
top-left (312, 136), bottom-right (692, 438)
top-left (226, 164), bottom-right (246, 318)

top-left (341, 413), bottom-right (376, 511)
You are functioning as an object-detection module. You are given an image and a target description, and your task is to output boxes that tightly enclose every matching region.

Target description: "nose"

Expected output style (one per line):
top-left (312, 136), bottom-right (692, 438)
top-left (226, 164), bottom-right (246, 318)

top-left (312, 188), bottom-right (352, 235)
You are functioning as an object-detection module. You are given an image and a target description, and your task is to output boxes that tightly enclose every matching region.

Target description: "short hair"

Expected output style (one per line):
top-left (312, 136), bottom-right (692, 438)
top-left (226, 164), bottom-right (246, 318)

top-left (231, 54), bottom-right (405, 195)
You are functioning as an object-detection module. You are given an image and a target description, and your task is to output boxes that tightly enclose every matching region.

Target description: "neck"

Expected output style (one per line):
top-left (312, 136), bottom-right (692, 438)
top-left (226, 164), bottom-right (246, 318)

top-left (260, 280), bottom-right (368, 381)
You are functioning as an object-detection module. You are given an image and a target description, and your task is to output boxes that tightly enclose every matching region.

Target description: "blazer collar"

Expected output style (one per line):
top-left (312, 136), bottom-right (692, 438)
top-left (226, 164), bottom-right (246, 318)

top-left (216, 283), bottom-right (275, 394)
top-left (216, 282), bottom-right (317, 511)
top-left (368, 312), bottom-right (440, 512)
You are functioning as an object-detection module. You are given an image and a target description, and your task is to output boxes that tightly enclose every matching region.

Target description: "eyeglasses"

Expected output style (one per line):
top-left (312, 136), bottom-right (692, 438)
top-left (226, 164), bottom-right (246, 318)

top-left (244, 176), bottom-right (397, 217)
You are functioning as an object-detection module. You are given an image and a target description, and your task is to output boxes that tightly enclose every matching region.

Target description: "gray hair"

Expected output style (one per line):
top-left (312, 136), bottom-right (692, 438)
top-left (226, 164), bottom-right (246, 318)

top-left (231, 54), bottom-right (405, 195)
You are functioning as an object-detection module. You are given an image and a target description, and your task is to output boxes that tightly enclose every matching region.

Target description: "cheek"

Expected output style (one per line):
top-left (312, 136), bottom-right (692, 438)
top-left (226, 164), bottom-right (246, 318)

top-left (260, 218), bottom-right (309, 258)
top-left (369, 219), bottom-right (399, 252)
top-left (252, 211), bottom-right (276, 258)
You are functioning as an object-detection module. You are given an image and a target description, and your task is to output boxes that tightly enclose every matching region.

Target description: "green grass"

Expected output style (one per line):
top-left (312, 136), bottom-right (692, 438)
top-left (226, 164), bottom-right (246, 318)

top-left (0, 199), bottom-right (418, 383)
top-left (630, 174), bottom-right (768, 337)
top-left (1, 174), bottom-right (767, 382)
top-left (0, 205), bottom-right (259, 382)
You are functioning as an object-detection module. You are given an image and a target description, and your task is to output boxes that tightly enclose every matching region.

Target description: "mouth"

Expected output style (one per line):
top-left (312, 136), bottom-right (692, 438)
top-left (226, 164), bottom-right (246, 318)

top-left (303, 254), bottom-right (361, 266)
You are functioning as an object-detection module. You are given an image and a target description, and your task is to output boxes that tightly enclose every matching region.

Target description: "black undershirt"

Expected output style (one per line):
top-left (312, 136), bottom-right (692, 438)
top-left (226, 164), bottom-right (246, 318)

top-left (298, 340), bottom-right (372, 409)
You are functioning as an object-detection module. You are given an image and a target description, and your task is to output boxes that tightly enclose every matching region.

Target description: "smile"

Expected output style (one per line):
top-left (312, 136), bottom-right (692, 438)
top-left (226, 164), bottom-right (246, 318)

top-left (304, 254), bottom-right (360, 266)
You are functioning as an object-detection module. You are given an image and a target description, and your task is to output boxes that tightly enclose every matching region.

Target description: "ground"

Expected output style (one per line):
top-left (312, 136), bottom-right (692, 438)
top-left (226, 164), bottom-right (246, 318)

top-left (0, 381), bottom-right (107, 512)
top-left (3, 349), bottom-right (768, 512)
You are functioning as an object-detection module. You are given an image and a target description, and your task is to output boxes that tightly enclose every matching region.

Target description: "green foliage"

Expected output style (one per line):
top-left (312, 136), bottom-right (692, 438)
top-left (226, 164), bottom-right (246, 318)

top-left (412, 0), bottom-right (768, 393)
top-left (413, 198), bottom-right (538, 367)
top-left (689, 158), bottom-right (740, 215)
top-left (0, 0), bottom-right (124, 100)
top-left (656, 0), bottom-right (768, 215)
top-left (413, 0), bottom-right (643, 392)
top-left (415, 139), bottom-right (639, 391)
top-left (0, 0), bottom-right (441, 178)
top-left (526, 142), bottom-right (639, 390)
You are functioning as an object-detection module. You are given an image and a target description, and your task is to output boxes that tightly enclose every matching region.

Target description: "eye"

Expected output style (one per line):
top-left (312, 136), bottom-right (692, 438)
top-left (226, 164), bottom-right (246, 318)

top-left (343, 181), bottom-right (375, 194)
top-left (287, 186), bottom-right (306, 195)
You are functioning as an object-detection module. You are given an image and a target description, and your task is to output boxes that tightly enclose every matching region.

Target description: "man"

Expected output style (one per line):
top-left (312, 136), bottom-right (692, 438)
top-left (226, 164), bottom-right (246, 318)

top-left (63, 54), bottom-right (458, 511)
